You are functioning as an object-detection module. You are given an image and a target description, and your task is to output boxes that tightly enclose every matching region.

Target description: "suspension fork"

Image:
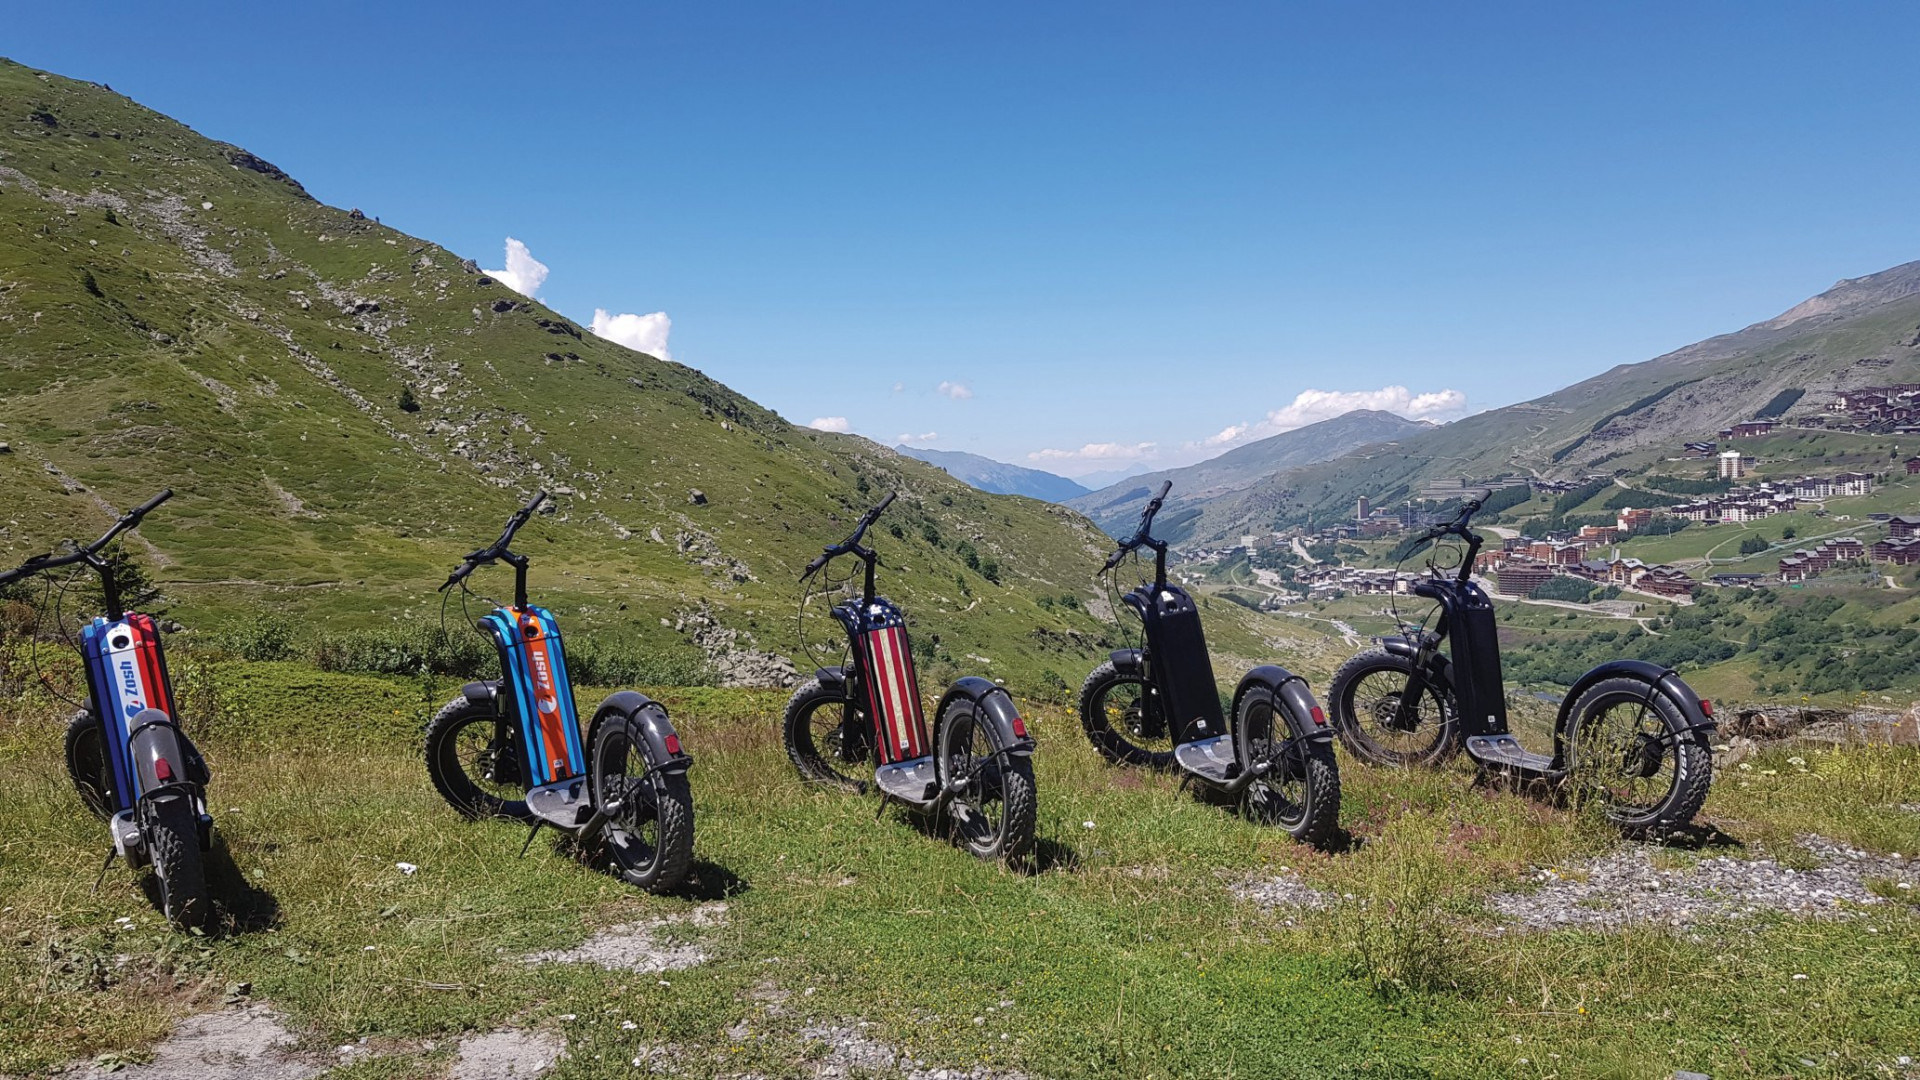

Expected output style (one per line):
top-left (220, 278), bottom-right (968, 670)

top-left (1391, 632), bottom-right (1445, 731)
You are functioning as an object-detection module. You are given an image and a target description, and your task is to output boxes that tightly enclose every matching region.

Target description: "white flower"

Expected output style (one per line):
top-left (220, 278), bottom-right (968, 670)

top-left (1792, 973), bottom-right (1808, 981)
top-left (621, 1021), bottom-right (637, 1030)
top-left (1083, 821), bottom-right (1096, 829)
top-left (396, 862), bottom-right (418, 875)
top-left (1787, 756), bottom-right (1806, 766)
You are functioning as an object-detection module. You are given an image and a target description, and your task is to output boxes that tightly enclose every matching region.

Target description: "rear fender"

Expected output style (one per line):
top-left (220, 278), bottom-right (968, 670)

top-left (589, 691), bottom-right (693, 774)
top-left (1231, 665), bottom-right (1332, 745)
top-left (125, 710), bottom-right (201, 798)
top-left (1554, 660), bottom-right (1716, 748)
top-left (932, 676), bottom-right (1034, 768)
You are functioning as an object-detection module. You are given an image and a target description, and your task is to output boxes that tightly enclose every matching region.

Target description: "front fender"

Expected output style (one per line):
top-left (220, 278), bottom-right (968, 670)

top-left (1231, 666), bottom-right (1332, 745)
top-left (1108, 649), bottom-right (1144, 676)
top-left (934, 676), bottom-right (1034, 761)
top-left (1554, 660), bottom-right (1716, 747)
top-left (589, 691), bottom-right (694, 774)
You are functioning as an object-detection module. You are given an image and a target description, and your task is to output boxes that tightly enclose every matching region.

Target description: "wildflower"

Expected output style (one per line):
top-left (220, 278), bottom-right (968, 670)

top-left (396, 862), bottom-right (418, 875)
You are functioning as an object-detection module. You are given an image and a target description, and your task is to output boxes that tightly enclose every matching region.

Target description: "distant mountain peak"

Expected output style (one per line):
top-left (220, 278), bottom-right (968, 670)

top-left (1760, 259), bottom-right (1920, 330)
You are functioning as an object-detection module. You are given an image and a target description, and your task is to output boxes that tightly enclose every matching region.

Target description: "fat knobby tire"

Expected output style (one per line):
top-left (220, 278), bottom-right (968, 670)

top-left (939, 696), bottom-right (1037, 864)
top-left (1568, 676), bottom-right (1712, 837)
top-left (148, 797), bottom-right (209, 930)
top-left (782, 677), bottom-right (864, 790)
top-left (1327, 650), bottom-right (1460, 768)
top-left (65, 710), bottom-right (115, 820)
top-left (424, 695), bottom-right (534, 822)
top-left (1077, 660), bottom-right (1174, 770)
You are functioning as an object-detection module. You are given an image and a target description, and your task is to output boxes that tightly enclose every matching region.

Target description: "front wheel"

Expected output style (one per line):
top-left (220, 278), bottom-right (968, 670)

top-left (65, 710), bottom-right (116, 820)
top-left (590, 714), bottom-right (694, 893)
top-left (1327, 650), bottom-right (1460, 768)
top-left (1563, 677), bottom-right (1711, 837)
top-left (783, 678), bottom-right (870, 790)
top-left (1078, 661), bottom-right (1174, 769)
top-left (424, 696), bottom-right (534, 822)
top-left (1234, 686), bottom-right (1341, 847)
top-left (937, 697), bottom-right (1036, 863)
top-left (147, 797), bottom-right (209, 930)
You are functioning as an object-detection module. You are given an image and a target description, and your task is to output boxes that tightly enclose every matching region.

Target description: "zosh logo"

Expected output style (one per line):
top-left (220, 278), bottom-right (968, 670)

top-left (529, 649), bottom-right (558, 715)
top-left (118, 659), bottom-right (144, 718)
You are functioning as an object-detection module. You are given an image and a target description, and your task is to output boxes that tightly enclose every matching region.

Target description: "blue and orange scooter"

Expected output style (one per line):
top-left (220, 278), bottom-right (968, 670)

top-left (425, 491), bottom-right (696, 892)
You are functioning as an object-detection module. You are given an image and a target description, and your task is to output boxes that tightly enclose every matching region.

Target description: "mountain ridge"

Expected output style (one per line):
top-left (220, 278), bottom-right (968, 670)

top-left (892, 445), bottom-right (1089, 502)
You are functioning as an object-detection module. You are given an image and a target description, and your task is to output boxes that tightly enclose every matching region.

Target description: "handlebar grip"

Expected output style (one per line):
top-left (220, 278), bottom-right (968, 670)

top-left (129, 489), bottom-right (173, 519)
top-left (875, 491), bottom-right (896, 514)
top-left (801, 554), bottom-right (829, 581)
top-left (1152, 480), bottom-right (1172, 502)
top-left (526, 490), bottom-right (549, 513)
top-left (440, 561), bottom-right (477, 591)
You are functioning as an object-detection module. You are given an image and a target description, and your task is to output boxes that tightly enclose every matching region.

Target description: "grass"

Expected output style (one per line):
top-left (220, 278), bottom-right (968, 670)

top-left (3, 658), bottom-right (1918, 1079)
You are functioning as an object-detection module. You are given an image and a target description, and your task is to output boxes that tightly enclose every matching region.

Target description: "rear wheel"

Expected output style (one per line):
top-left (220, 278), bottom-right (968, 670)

top-left (937, 697), bottom-right (1036, 863)
top-left (783, 678), bottom-right (870, 790)
top-left (1078, 660), bottom-right (1174, 769)
top-left (1328, 650), bottom-right (1460, 767)
top-left (424, 696), bottom-right (533, 822)
top-left (1234, 686), bottom-right (1341, 847)
top-left (65, 710), bottom-right (116, 820)
top-left (1563, 677), bottom-right (1710, 836)
top-left (590, 714), bottom-right (694, 893)
top-left (147, 797), bottom-right (209, 930)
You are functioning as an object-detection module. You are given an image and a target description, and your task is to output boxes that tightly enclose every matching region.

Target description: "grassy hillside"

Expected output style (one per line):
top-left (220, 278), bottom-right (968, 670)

top-left (0, 58), bottom-right (1130, 692)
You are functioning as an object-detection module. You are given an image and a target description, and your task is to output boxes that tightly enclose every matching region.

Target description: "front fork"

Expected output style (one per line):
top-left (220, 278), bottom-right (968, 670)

top-left (1389, 633), bottom-right (1445, 732)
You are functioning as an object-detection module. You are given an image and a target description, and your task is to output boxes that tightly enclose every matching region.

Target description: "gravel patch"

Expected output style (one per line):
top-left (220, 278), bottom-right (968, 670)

top-left (1488, 835), bottom-right (1915, 932)
top-left (1229, 868), bottom-right (1336, 921)
top-left (525, 902), bottom-right (726, 973)
top-left (797, 1021), bottom-right (1027, 1080)
top-left (70, 1005), bottom-right (322, 1080)
top-left (450, 1029), bottom-right (565, 1080)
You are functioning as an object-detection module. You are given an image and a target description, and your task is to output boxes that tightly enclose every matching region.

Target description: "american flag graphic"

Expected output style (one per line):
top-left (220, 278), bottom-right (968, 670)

top-left (863, 626), bottom-right (928, 763)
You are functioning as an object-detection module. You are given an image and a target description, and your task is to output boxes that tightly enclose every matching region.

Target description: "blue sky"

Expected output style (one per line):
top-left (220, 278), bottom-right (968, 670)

top-left (15, 2), bottom-right (1920, 479)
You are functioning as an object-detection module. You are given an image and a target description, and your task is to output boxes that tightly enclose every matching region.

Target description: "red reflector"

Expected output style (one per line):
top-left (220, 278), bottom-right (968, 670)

top-left (154, 758), bottom-right (174, 782)
top-left (664, 734), bottom-right (682, 755)
top-left (1310, 706), bottom-right (1327, 726)
top-left (1011, 715), bottom-right (1028, 738)
top-left (1698, 699), bottom-right (1714, 718)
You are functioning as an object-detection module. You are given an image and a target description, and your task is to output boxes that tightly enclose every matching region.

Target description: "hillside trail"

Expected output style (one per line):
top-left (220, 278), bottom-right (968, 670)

top-left (1499, 594), bottom-right (1662, 634)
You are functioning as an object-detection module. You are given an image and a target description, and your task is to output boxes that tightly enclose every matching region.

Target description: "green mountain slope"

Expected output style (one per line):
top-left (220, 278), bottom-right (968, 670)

top-left (1067, 409), bottom-right (1433, 539)
top-left (1182, 263), bottom-right (1920, 542)
top-left (0, 59), bottom-right (1120, 688)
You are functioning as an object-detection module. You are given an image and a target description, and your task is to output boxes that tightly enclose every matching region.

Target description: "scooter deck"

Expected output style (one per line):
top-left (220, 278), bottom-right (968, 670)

top-left (1174, 735), bottom-right (1239, 785)
top-left (873, 756), bottom-right (937, 803)
top-left (1466, 735), bottom-right (1556, 777)
top-left (528, 777), bottom-right (594, 829)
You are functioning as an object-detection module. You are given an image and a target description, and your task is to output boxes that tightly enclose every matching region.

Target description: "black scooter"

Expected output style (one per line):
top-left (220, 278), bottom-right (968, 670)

top-left (1327, 495), bottom-right (1716, 835)
top-left (782, 493), bottom-right (1038, 864)
top-left (1078, 482), bottom-right (1341, 846)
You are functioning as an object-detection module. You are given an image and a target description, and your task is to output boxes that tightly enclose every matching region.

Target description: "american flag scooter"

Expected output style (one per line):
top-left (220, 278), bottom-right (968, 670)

top-left (782, 492), bottom-right (1037, 864)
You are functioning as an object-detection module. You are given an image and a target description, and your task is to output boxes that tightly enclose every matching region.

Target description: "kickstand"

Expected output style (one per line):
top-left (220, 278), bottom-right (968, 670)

top-left (91, 848), bottom-right (118, 893)
top-left (874, 793), bottom-right (894, 820)
top-left (517, 820), bottom-right (544, 858)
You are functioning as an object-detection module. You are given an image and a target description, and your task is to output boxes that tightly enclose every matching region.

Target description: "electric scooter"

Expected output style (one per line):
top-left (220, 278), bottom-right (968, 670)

top-left (0, 490), bottom-right (216, 928)
top-left (425, 491), bottom-right (696, 892)
top-left (1327, 494), bottom-right (1716, 835)
top-left (1078, 482), bottom-right (1341, 846)
top-left (782, 492), bottom-right (1038, 863)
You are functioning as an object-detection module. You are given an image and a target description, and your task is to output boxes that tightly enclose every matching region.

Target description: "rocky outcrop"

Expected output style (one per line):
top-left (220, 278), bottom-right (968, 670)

top-left (673, 604), bottom-right (796, 688)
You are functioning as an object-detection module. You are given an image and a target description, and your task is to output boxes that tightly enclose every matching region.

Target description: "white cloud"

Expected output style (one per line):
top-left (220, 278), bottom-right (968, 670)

top-left (486, 237), bottom-right (549, 298)
top-left (891, 381), bottom-right (906, 393)
top-left (1189, 385), bottom-right (1467, 452)
top-left (809, 416), bottom-right (851, 433)
top-left (1028, 441), bottom-right (1158, 465)
top-left (935, 381), bottom-right (973, 400)
top-left (590, 309), bottom-right (673, 361)
top-left (897, 431), bottom-right (937, 444)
